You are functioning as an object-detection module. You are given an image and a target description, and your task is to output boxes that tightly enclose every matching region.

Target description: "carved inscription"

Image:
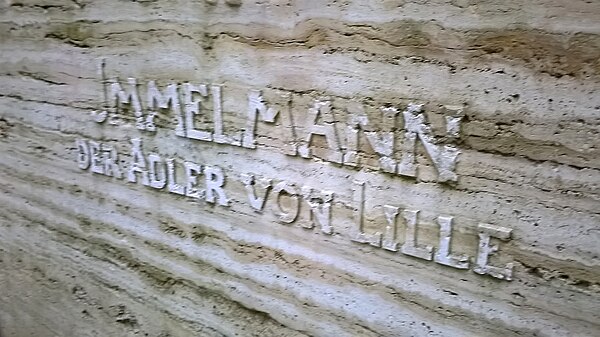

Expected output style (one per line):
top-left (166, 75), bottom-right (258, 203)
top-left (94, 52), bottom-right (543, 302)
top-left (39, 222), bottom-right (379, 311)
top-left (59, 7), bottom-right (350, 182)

top-left (81, 66), bottom-right (516, 281)
top-left (351, 181), bottom-right (514, 280)
top-left (78, 138), bottom-right (229, 206)
top-left (93, 75), bottom-right (463, 183)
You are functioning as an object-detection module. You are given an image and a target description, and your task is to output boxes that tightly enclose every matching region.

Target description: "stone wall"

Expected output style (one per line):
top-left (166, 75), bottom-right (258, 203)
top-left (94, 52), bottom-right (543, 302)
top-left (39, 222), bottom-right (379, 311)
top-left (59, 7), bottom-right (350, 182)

top-left (0, 1), bottom-right (599, 336)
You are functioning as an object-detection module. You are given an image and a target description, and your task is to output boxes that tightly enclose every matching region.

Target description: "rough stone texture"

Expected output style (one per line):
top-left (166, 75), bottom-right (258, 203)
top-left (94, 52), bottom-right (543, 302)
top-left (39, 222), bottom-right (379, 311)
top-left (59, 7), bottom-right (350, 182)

top-left (0, 1), bottom-right (599, 336)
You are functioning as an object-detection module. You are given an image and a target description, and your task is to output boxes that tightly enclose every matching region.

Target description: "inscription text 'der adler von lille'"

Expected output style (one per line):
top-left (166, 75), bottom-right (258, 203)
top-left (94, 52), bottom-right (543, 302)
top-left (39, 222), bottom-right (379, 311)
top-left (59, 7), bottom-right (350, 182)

top-left (77, 68), bottom-right (515, 281)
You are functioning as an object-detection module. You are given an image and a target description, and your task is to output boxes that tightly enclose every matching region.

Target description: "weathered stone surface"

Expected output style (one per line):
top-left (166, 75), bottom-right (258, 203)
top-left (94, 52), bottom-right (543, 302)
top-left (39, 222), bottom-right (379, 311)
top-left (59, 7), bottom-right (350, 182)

top-left (0, 1), bottom-right (599, 336)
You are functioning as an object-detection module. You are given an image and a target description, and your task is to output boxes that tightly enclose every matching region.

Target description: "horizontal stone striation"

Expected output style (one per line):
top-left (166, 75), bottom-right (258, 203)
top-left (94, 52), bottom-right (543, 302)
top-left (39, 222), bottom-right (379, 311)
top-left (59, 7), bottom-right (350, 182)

top-left (1, 1), bottom-right (599, 336)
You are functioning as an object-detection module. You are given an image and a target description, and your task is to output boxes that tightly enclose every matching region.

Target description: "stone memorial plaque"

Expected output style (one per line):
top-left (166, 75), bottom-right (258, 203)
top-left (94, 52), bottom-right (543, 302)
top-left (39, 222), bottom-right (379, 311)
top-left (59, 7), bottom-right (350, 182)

top-left (0, 1), bottom-right (599, 336)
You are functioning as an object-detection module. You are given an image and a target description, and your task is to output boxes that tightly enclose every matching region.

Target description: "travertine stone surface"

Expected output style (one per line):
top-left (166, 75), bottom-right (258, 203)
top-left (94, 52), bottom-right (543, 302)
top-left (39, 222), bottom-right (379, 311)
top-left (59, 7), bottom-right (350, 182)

top-left (1, 1), bottom-right (599, 336)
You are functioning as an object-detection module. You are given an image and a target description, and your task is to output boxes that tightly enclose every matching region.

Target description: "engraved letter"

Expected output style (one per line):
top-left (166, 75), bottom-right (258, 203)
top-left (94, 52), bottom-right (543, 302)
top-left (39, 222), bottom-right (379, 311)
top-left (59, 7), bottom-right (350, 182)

top-left (147, 81), bottom-right (181, 132)
top-left (166, 159), bottom-right (185, 195)
top-left (351, 181), bottom-right (382, 247)
top-left (127, 138), bottom-right (149, 186)
top-left (91, 59), bottom-right (109, 123)
top-left (242, 90), bottom-right (296, 154)
top-left (398, 104), bottom-right (460, 182)
top-left (184, 161), bottom-right (202, 199)
top-left (76, 139), bottom-right (90, 170)
top-left (89, 141), bottom-right (104, 175)
top-left (204, 166), bottom-right (229, 206)
top-left (382, 205), bottom-right (400, 251)
top-left (108, 78), bottom-right (144, 128)
top-left (344, 104), bottom-right (398, 173)
top-left (474, 223), bottom-right (513, 280)
top-left (434, 216), bottom-right (469, 269)
top-left (400, 210), bottom-right (433, 260)
top-left (301, 187), bottom-right (334, 235)
top-left (182, 83), bottom-right (211, 141)
top-left (241, 173), bottom-right (272, 212)
top-left (102, 144), bottom-right (123, 179)
top-left (298, 100), bottom-right (343, 163)
top-left (211, 85), bottom-right (240, 146)
top-left (148, 153), bottom-right (166, 189)
top-left (272, 181), bottom-right (300, 224)
top-left (242, 90), bottom-right (279, 148)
